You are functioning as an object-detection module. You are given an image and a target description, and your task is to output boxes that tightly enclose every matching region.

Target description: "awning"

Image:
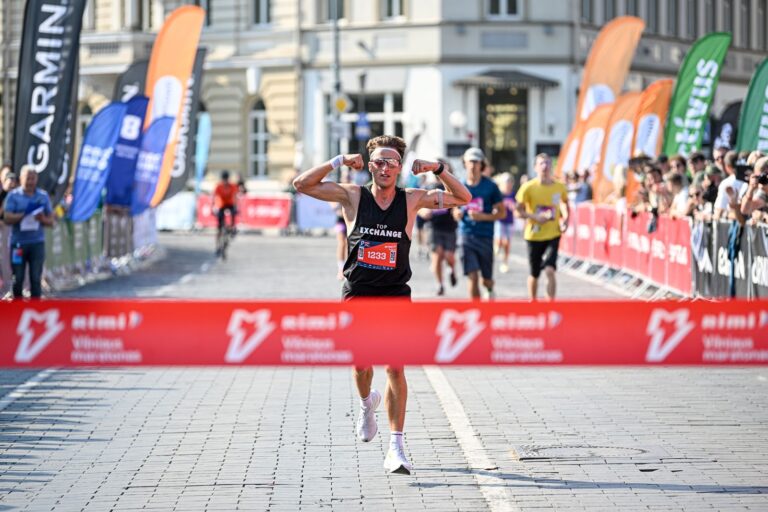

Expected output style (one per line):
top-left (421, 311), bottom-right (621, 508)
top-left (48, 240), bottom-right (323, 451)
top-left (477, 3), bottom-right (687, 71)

top-left (453, 69), bottom-right (559, 89)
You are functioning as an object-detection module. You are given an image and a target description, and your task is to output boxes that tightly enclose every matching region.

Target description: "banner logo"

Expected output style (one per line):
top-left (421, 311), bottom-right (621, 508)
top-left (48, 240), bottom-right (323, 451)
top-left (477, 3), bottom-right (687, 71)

top-left (15, 309), bottom-right (65, 363)
top-left (225, 309), bottom-right (276, 363)
top-left (435, 309), bottom-right (486, 363)
top-left (645, 309), bottom-right (695, 362)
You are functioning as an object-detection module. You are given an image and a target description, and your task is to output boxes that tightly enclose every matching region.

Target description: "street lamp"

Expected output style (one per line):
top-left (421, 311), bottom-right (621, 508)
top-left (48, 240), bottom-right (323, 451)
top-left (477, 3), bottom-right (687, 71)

top-left (449, 110), bottom-right (467, 138)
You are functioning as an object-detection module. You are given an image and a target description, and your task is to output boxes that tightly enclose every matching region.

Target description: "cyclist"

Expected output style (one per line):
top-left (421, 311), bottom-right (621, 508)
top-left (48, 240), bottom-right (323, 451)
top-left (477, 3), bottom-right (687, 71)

top-left (212, 170), bottom-right (238, 256)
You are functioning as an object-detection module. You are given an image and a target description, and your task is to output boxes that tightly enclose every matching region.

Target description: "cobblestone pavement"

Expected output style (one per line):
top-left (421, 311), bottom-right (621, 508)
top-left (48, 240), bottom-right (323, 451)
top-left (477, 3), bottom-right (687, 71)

top-left (1, 232), bottom-right (766, 511)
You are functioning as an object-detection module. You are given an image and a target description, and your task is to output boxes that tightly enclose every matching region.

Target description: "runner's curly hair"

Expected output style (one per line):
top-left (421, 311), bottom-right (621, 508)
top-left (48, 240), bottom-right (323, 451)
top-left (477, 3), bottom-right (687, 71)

top-left (367, 135), bottom-right (407, 158)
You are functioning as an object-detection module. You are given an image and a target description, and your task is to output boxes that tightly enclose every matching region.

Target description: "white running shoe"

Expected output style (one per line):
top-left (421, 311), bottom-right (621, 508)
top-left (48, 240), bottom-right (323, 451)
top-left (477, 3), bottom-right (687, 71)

top-left (356, 389), bottom-right (381, 442)
top-left (384, 445), bottom-right (413, 475)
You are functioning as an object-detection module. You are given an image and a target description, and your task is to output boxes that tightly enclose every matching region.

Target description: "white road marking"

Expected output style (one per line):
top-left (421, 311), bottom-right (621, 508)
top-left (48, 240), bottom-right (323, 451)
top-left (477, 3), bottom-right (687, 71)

top-left (180, 273), bottom-right (194, 284)
top-left (424, 366), bottom-right (518, 512)
top-left (0, 368), bottom-right (57, 412)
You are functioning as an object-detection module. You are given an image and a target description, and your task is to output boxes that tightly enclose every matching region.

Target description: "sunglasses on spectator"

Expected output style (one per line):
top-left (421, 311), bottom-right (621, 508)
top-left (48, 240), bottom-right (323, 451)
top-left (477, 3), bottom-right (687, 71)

top-left (370, 158), bottom-right (401, 168)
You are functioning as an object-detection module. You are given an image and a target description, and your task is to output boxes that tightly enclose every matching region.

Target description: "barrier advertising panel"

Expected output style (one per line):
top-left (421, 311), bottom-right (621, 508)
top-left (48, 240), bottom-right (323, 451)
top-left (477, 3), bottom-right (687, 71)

top-left (2, 299), bottom-right (767, 367)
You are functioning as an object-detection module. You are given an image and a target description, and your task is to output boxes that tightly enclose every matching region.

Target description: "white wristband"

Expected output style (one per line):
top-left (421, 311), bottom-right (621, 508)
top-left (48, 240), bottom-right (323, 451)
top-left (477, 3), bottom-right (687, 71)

top-left (330, 154), bottom-right (344, 169)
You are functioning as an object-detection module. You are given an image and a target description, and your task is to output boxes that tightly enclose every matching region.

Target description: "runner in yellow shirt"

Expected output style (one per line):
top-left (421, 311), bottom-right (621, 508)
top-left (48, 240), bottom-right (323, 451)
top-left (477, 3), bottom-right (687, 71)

top-left (515, 153), bottom-right (570, 301)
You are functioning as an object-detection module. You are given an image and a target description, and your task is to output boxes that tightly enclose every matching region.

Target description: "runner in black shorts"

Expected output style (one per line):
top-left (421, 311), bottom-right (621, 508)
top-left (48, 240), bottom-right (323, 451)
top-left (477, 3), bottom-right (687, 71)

top-left (515, 154), bottom-right (570, 301)
top-left (293, 135), bottom-right (471, 474)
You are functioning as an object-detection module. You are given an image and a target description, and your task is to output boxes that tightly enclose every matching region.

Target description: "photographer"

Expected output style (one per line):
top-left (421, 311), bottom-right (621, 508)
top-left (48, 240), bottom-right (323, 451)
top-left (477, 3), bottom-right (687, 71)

top-left (740, 157), bottom-right (768, 225)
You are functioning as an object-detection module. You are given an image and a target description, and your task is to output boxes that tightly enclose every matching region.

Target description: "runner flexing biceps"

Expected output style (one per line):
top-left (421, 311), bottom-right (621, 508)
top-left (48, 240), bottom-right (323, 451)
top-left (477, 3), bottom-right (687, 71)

top-left (293, 135), bottom-right (471, 474)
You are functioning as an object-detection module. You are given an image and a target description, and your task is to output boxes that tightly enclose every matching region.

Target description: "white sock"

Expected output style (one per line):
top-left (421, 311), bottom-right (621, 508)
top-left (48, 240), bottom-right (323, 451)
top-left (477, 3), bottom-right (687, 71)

top-left (360, 394), bottom-right (373, 409)
top-left (390, 431), bottom-right (404, 450)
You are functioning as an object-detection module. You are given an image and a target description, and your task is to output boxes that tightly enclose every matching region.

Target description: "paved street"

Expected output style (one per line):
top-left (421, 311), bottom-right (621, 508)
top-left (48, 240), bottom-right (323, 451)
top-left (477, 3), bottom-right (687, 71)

top-left (1, 232), bottom-right (767, 511)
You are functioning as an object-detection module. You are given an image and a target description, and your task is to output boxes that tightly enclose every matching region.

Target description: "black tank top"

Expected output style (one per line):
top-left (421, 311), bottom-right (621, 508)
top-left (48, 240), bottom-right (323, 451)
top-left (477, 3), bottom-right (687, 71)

top-left (342, 186), bottom-right (412, 298)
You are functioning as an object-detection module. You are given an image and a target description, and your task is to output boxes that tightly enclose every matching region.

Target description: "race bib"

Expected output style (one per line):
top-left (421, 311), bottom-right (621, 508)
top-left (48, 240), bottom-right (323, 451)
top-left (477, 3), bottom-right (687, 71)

top-left (535, 205), bottom-right (555, 220)
top-left (357, 241), bottom-right (398, 270)
top-left (466, 197), bottom-right (484, 213)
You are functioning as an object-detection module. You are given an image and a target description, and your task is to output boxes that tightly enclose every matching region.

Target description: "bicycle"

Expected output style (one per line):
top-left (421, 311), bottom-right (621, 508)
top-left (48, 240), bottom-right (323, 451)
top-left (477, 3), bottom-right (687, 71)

top-left (215, 207), bottom-right (237, 260)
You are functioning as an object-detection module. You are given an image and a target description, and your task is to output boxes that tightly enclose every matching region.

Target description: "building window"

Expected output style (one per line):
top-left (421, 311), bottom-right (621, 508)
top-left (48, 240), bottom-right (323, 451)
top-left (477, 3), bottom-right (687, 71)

top-left (667, 0), bottom-right (678, 36)
top-left (738, 0), bottom-right (750, 48)
top-left (195, 0), bottom-right (212, 26)
top-left (321, 0), bottom-right (345, 22)
top-left (626, 0), bottom-right (639, 16)
top-left (647, 0), bottom-right (658, 33)
top-left (334, 93), bottom-right (404, 156)
top-left (580, 0), bottom-right (593, 23)
top-left (705, 0), bottom-right (715, 32)
top-left (759, 0), bottom-right (767, 50)
top-left (253, 0), bottom-right (270, 25)
top-left (383, 0), bottom-right (405, 18)
top-left (722, 0), bottom-right (732, 34)
top-left (488, 0), bottom-right (519, 17)
top-left (248, 100), bottom-right (269, 178)
top-left (686, 0), bottom-right (697, 38)
top-left (604, 0), bottom-right (615, 21)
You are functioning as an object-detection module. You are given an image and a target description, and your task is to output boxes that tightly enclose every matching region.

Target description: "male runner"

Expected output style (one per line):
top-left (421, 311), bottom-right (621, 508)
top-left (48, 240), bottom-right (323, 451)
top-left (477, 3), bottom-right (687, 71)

top-left (454, 147), bottom-right (506, 300)
top-left (515, 153), bottom-right (570, 301)
top-left (293, 135), bottom-right (471, 474)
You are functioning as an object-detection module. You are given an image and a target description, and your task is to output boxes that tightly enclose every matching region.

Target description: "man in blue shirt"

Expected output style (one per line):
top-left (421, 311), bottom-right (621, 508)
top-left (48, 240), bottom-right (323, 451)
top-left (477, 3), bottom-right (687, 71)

top-left (2, 165), bottom-right (54, 299)
top-left (453, 148), bottom-right (506, 299)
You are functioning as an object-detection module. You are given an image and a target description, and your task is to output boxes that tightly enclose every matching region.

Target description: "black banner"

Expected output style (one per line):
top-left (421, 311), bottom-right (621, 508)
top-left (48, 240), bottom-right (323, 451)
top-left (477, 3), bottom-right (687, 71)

top-left (713, 221), bottom-right (750, 298)
top-left (691, 220), bottom-right (716, 297)
top-left (747, 224), bottom-right (768, 299)
top-left (113, 60), bottom-right (148, 102)
top-left (12, 0), bottom-right (86, 204)
top-left (165, 48), bottom-right (207, 201)
top-left (712, 101), bottom-right (742, 150)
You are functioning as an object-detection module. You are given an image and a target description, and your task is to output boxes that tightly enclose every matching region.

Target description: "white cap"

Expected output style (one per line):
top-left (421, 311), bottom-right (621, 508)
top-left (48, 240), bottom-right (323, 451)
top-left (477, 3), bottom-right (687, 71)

top-left (463, 147), bottom-right (485, 162)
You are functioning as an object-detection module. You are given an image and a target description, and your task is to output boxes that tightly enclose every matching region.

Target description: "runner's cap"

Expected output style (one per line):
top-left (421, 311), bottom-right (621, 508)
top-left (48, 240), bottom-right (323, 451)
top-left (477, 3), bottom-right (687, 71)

top-left (463, 147), bottom-right (485, 162)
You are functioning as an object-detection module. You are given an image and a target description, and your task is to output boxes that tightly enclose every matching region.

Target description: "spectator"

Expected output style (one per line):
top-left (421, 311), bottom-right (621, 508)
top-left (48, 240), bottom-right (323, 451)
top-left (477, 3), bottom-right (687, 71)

top-left (712, 146), bottom-right (728, 173)
top-left (566, 170), bottom-right (580, 204)
top-left (694, 165), bottom-right (723, 221)
top-left (669, 154), bottom-right (686, 176)
top-left (0, 169), bottom-right (18, 218)
top-left (2, 165), bottom-right (54, 299)
top-left (740, 157), bottom-right (768, 225)
top-left (714, 150), bottom-right (746, 220)
top-left (689, 151), bottom-right (707, 187)
top-left (574, 169), bottom-right (593, 204)
top-left (665, 172), bottom-right (689, 218)
top-left (657, 154), bottom-right (670, 173)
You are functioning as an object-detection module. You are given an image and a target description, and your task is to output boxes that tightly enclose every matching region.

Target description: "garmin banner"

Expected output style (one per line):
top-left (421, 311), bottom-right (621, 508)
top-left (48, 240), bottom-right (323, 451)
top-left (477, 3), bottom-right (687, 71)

top-left (165, 48), bottom-right (207, 201)
top-left (748, 224), bottom-right (768, 299)
top-left (691, 220), bottom-right (716, 297)
top-left (712, 221), bottom-right (750, 298)
top-left (69, 103), bottom-right (128, 222)
top-left (113, 60), bottom-right (148, 102)
top-left (12, 0), bottom-right (87, 202)
top-left (130, 117), bottom-right (175, 216)
top-left (105, 96), bottom-right (149, 207)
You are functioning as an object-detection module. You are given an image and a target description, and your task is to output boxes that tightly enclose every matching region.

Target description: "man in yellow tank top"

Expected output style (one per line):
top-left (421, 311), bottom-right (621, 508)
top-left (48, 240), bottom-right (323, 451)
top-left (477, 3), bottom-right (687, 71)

top-left (515, 153), bottom-right (570, 300)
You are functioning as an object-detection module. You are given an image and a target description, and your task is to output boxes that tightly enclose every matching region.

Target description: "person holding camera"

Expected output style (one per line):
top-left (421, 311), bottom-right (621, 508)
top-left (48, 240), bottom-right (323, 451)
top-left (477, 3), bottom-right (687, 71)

top-left (740, 157), bottom-right (768, 225)
top-left (714, 151), bottom-right (747, 221)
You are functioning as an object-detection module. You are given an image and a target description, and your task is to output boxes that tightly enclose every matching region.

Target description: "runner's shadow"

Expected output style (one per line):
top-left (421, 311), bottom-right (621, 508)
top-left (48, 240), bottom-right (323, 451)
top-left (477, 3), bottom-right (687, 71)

top-left (412, 467), bottom-right (768, 494)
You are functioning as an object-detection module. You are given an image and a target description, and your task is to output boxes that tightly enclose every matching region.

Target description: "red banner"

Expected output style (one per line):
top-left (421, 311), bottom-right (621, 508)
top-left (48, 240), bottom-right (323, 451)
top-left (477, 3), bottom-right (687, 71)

top-left (1, 299), bottom-right (766, 367)
top-left (648, 214), bottom-right (668, 285)
top-left (664, 217), bottom-right (693, 295)
top-left (591, 205), bottom-right (612, 264)
top-left (575, 203), bottom-right (594, 260)
top-left (197, 194), bottom-right (291, 229)
top-left (560, 217), bottom-right (577, 256)
top-left (625, 210), bottom-right (651, 276)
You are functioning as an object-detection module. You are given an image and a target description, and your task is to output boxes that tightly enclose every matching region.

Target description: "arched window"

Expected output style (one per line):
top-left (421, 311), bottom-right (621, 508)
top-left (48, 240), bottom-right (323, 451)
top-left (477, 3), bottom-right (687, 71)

top-left (248, 100), bottom-right (269, 177)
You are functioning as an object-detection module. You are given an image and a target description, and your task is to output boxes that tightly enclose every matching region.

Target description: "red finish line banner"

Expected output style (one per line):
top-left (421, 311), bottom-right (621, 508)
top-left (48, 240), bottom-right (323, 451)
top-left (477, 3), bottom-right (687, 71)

top-left (1, 300), bottom-right (767, 367)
